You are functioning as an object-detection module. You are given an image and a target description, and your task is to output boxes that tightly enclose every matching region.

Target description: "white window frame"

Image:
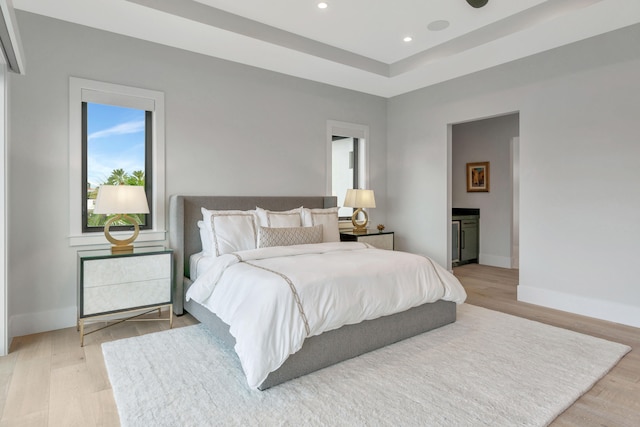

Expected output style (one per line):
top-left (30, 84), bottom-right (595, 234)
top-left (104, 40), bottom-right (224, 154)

top-left (326, 120), bottom-right (370, 209)
top-left (68, 77), bottom-right (166, 246)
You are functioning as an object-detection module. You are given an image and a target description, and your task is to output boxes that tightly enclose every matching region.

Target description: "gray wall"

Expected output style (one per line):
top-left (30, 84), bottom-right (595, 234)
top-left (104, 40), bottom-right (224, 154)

top-left (7, 12), bottom-right (387, 337)
top-left (452, 114), bottom-right (519, 268)
top-left (388, 24), bottom-right (640, 328)
top-left (7, 11), bottom-right (640, 337)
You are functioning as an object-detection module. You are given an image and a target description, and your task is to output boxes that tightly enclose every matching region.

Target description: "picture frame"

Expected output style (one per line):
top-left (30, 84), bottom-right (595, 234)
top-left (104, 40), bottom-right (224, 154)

top-left (466, 162), bottom-right (490, 192)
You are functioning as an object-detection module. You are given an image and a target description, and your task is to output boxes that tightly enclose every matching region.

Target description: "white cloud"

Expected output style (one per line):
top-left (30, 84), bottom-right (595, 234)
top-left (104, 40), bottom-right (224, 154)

top-left (88, 120), bottom-right (145, 140)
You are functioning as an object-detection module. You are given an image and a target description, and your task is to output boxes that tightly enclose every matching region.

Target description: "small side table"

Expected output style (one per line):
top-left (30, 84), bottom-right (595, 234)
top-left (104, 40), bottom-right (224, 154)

top-left (340, 230), bottom-right (394, 250)
top-left (77, 246), bottom-right (173, 346)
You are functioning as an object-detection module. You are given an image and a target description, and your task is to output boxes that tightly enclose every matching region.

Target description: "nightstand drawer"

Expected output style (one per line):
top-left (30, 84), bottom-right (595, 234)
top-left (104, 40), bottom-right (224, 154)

top-left (83, 278), bottom-right (171, 316)
top-left (82, 254), bottom-right (171, 287)
top-left (356, 234), bottom-right (394, 250)
top-left (340, 230), bottom-right (394, 250)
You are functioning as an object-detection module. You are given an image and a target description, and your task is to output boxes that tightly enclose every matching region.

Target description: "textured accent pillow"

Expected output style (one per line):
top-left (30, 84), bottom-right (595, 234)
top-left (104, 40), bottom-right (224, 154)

top-left (301, 207), bottom-right (340, 242)
top-left (258, 225), bottom-right (323, 248)
top-left (255, 207), bottom-right (302, 228)
top-left (201, 208), bottom-right (257, 256)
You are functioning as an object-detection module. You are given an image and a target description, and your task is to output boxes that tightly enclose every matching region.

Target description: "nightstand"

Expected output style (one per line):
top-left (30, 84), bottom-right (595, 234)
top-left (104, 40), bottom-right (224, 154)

top-left (340, 230), bottom-right (394, 250)
top-left (77, 246), bottom-right (173, 346)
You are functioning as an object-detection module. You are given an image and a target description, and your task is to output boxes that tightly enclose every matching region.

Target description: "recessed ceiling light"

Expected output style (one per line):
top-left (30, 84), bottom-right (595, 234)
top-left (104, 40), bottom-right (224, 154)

top-left (427, 20), bottom-right (450, 31)
top-left (403, 36), bottom-right (413, 42)
top-left (317, 2), bottom-right (328, 9)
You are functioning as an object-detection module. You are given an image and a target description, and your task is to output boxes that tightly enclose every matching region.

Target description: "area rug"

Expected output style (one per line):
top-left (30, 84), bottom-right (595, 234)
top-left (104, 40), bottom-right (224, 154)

top-left (102, 304), bottom-right (630, 427)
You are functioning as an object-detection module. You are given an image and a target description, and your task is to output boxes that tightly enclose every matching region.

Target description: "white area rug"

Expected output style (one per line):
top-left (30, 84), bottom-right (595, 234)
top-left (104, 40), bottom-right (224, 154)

top-left (102, 304), bottom-right (630, 427)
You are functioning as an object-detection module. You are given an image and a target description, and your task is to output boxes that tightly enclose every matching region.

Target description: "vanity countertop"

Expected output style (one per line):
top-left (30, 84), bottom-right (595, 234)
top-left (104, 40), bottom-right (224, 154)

top-left (452, 208), bottom-right (479, 218)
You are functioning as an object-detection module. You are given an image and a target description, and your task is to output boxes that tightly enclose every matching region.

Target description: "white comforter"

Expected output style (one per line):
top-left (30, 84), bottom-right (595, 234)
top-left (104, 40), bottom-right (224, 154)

top-left (186, 242), bottom-right (467, 389)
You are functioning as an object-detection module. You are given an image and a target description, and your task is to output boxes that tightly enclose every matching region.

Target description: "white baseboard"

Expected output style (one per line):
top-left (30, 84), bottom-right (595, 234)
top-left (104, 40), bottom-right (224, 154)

top-left (9, 305), bottom-right (77, 339)
top-left (478, 254), bottom-right (512, 269)
top-left (8, 305), bottom-right (174, 342)
top-left (518, 285), bottom-right (640, 328)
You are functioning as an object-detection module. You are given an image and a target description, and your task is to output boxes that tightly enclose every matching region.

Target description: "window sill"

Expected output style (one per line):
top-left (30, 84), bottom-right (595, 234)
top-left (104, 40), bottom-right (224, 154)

top-left (69, 230), bottom-right (166, 247)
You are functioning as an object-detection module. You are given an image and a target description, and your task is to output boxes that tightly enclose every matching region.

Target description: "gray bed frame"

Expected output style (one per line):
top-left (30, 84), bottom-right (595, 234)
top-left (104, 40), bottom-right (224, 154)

top-left (169, 195), bottom-right (456, 390)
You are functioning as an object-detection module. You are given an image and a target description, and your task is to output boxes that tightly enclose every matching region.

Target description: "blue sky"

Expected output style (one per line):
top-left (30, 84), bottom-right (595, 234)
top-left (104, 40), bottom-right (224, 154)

top-left (87, 103), bottom-right (146, 187)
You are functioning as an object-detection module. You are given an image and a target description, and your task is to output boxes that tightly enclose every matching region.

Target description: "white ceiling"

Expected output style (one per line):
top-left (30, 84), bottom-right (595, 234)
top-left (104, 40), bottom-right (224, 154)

top-left (12, 0), bottom-right (640, 97)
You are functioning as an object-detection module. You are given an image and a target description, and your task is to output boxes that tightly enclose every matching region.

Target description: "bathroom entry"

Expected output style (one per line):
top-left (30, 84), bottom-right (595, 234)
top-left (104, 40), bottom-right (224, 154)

top-left (451, 113), bottom-right (520, 270)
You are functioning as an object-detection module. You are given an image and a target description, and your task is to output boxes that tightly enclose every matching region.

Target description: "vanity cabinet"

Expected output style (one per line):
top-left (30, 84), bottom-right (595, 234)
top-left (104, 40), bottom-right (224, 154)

top-left (452, 209), bottom-right (479, 266)
top-left (460, 219), bottom-right (479, 263)
top-left (452, 221), bottom-right (460, 263)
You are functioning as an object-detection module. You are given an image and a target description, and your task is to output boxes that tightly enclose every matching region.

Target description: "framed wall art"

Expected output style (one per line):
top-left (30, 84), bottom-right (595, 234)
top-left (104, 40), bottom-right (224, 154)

top-left (466, 161), bottom-right (490, 192)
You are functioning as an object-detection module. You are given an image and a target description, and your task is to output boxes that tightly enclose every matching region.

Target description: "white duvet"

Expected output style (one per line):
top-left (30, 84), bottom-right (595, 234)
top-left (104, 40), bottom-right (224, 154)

top-left (186, 242), bottom-right (467, 389)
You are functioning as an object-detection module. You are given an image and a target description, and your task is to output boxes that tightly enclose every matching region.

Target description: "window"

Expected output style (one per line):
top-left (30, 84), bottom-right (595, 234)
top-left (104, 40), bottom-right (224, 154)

top-left (82, 102), bottom-right (152, 232)
top-left (332, 136), bottom-right (360, 219)
top-left (69, 78), bottom-right (165, 246)
top-left (326, 121), bottom-right (369, 219)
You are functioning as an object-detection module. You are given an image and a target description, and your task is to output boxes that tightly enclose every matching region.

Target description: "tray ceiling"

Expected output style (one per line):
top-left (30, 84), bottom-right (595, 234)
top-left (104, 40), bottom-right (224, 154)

top-left (13, 0), bottom-right (640, 97)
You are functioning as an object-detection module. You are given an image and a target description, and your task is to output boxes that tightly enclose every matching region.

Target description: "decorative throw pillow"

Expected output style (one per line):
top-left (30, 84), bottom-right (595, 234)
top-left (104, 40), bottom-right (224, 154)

top-left (255, 206), bottom-right (303, 228)
top-left (197, 220), bottom-right (213, 256)
top-left (201, 208), bottom-right (257, 256)
top-left (258, 225), bottom-right (323, 248)
top-left (301, 207), bottom-right (340, 242)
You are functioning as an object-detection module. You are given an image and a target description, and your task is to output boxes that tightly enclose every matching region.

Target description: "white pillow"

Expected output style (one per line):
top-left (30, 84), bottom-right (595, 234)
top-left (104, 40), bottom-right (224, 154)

top-left (258, 225), bottom-right (323, 248)
top-left (197, 220), bottom-right (213, 256)
top-left (201, 208), bottom-right (257, 256)
top-left (255, 206), bottom-right (302, 228)
top-left (301, 207), bottom-right (340, 242)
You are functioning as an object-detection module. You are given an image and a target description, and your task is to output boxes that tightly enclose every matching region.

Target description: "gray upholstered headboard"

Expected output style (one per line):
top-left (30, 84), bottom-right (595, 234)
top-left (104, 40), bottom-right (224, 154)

top-left (168, 195), bottom-right (337, 314)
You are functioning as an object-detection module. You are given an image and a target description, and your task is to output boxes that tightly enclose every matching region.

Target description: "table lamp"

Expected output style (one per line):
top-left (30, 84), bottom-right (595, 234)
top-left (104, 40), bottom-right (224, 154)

top-left (343, 189), bottom-right (376, 233)
top-left (93, 185), bottom-right (150, 253)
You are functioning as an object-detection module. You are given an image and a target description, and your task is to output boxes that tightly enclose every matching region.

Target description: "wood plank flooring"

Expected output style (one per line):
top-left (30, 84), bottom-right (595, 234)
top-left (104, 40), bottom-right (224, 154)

top-left (0, 264), bottom-right (637, 426)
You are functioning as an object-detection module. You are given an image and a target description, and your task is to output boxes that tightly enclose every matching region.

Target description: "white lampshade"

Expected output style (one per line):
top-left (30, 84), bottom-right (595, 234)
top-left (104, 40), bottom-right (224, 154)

top-left (94, 185), bottom-right (150, 215)
top-left (343, 189), bottom-right (376, 209)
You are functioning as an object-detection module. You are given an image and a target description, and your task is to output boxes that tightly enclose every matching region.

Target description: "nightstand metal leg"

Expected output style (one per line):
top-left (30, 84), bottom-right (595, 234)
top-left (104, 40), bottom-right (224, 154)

top-left (78, 303), bottom-right (174, 346)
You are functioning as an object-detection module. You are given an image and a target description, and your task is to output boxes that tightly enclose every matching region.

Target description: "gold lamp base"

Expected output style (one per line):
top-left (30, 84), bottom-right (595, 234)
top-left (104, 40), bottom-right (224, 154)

top-left (104, 214), bottom-right (140, 254)
top-left (351, 208), bottom-right (369, 233)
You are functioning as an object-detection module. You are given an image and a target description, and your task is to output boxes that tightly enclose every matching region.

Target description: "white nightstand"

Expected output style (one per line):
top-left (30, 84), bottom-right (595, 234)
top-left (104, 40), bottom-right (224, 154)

top-left (77, 246), bottom-right (173, 346)
top-left (340, 230), bottom-right (394, 250)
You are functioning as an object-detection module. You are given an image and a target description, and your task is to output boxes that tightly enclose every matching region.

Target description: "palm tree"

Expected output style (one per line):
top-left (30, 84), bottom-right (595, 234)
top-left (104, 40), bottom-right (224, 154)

top-left (105, 168), bottom-right (128, 185)
top-left (127, 170), bottom-right (145, 186)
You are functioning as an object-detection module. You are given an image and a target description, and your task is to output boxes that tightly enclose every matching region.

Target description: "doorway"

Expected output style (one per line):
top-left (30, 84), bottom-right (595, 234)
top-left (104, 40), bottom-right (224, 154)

top-left (450, 113), bottom-right (520, 271)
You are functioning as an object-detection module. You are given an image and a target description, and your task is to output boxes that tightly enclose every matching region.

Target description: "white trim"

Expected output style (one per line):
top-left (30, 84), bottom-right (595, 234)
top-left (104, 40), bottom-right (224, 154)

top-left (9, 305), bottom-right (77, 337)
top-left (68, 77), bottom-right (166, 246)
top-left (518, 285), bottom-right (640, 329)
top-left (326, 120), bottom-right (370, 197)
top-left (0, 0), bottom-right (26, 74)
top-left (80, 88), bottom-right (155, 110)
top-left (510, 136), bottom-right (520, 269)
top-left (0, 65), bottom-right (7, 355)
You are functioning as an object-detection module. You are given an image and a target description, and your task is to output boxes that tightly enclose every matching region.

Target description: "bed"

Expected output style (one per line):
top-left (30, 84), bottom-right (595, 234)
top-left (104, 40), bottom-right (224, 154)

top-left (169, 195), bottom-right (466, 390)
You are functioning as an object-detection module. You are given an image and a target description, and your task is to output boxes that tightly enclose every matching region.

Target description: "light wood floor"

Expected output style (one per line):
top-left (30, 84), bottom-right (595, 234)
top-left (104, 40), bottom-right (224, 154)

top-left (0, 264), bottom-right (638, 426)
